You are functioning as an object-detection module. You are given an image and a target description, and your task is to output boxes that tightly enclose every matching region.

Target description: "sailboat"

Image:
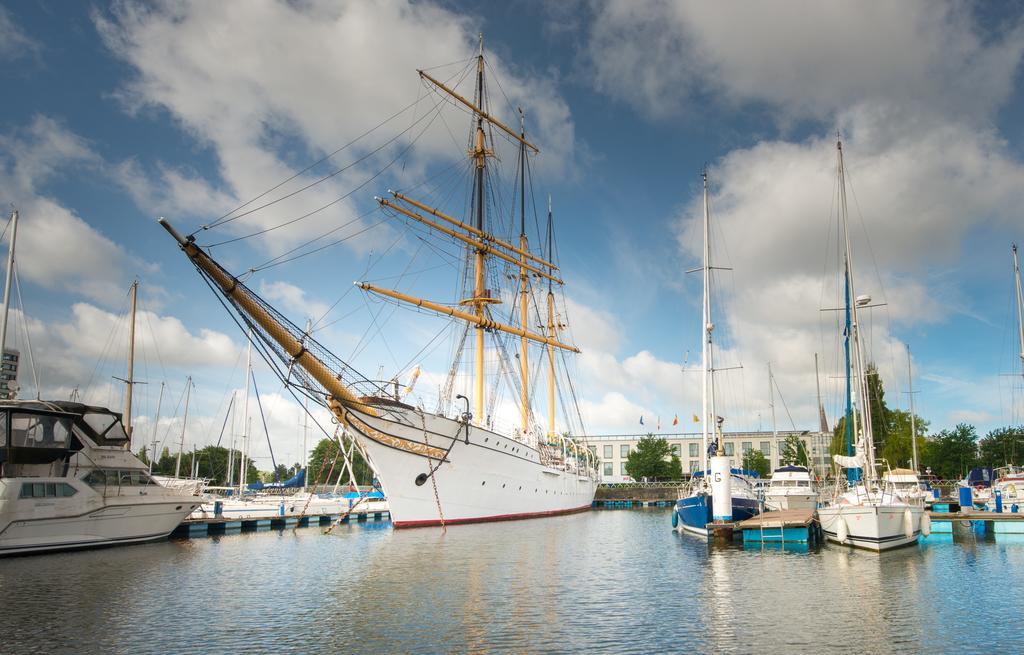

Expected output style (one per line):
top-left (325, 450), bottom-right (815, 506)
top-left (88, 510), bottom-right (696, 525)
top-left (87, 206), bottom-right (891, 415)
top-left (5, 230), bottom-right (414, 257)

top-left (159, 37), bottom-right (599, 528)
top-left (816, 139), bottom-right (926, 552)
top-left (674, 173), bottom-right (762, 536)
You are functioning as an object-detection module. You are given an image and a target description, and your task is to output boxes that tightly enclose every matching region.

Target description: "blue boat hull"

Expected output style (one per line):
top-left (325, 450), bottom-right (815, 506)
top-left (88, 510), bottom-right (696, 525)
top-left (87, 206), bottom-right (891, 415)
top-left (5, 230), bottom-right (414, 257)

top-left (675, 494), bottom-right (760, 536)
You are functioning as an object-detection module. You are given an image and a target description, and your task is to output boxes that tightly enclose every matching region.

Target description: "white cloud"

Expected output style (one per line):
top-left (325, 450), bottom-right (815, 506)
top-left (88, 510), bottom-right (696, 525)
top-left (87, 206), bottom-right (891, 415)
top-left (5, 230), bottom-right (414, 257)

top-left (258, 280), bottom-right (331, 325)
top-left (0, 115), bottom-right (152, 304)
top-left (586, 1), bottom-right (1024, 124)
top-left (0, 6), bottom-right (42, 62)
top-left (95, 0), bottom-right (578, 254)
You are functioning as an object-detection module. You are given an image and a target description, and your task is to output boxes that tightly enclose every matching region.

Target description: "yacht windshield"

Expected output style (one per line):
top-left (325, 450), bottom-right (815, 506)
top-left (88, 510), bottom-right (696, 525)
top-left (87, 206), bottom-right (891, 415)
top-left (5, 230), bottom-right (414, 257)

top-left (82, 412), bottom-right (128, 442)
top-left (10, 413), bottom-right (72, 449)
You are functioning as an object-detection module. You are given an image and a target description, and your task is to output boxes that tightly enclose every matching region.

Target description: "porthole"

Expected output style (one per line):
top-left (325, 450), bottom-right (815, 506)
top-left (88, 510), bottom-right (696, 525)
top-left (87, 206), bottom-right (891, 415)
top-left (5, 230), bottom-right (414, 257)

top-left (484, 438), bottom-right (489, 443)
top-left (482, 481), bottom-right (486, 486)
top-left (175, 505), bottom-right (183, 510)
top-left (502, 483), bottom-right (506, 488)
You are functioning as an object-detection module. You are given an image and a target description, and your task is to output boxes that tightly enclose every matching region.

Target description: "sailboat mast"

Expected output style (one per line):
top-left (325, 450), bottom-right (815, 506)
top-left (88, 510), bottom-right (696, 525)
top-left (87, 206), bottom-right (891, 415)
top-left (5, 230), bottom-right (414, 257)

top-left (1014, 243), bottom-right (1024, 377)
top-left (149, 381), bottom-right (164, 474)
top-left (518, 113), bottom-right (530, 436)
top-left (769, 362), bottom-right (777, 443)
top-left (240, 330), bottom-right (252, 493)
top-left (471, 33), bottom-right (487, 427)
top-left (700, 173), bottom-right (712, 470)
top-left (175, 376), bottom-right (192, 478)
top-left (0, 210), bottom-right (18, 397)
top-left (906, 344), bottom-right (918, 472)
top-left (124, 280), bottom-right (138, 448)
top-left (546, 197), bottom-right (556, 438)
top-left (838, 139), bottom-right (874, 479)
top-left (303, 319), bottom-right (312, 490)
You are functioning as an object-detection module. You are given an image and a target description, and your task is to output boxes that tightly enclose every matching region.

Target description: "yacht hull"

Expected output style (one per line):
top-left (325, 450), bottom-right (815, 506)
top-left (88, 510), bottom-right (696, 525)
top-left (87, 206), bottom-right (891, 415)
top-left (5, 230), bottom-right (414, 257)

top-left (348, 407), bottom-right (597, 527)
top-left (818, 504), bottom-right (922, 552)
top-left (674, 493), bottom-right (761, 536)
top-left (0, 496), bottom-right (197, 556)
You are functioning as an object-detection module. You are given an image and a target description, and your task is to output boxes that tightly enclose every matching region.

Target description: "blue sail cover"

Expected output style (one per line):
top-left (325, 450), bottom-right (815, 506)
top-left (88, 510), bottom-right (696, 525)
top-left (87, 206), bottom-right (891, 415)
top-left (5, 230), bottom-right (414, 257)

top-left (247, 469), bottom-right (306, 490)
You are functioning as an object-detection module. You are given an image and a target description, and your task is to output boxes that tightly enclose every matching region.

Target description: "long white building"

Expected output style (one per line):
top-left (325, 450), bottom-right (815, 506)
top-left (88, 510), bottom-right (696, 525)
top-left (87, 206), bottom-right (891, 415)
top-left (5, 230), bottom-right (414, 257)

top-left (584, 430), bottom-right (831, 483)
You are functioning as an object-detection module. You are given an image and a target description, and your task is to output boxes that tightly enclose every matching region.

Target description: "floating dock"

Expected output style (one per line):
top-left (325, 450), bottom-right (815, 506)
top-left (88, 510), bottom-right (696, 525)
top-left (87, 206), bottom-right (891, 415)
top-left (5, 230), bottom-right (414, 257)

top-left (172, 510), bottom-right (390, 539)
top-left (736, 509), bottom-right (820, 544)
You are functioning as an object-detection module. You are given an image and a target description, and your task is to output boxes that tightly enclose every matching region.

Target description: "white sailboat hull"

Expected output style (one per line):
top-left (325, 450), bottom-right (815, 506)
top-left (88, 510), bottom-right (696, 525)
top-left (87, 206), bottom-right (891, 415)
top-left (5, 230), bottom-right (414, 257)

top-left (349, 406), bottom-right (597, 527)
top-left (818, 504), bottom-right (922, 552)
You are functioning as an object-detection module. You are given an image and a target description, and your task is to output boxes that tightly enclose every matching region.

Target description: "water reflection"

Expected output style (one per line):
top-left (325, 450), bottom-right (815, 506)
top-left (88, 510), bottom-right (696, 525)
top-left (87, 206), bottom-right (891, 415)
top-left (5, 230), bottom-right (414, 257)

top-left (2, 511), bottom-right (1024, 653)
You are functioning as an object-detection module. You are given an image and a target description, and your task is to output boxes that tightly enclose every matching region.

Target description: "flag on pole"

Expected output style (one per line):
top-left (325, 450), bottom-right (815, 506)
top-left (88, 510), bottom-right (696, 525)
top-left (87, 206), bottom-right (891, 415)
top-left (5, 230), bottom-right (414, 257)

top-left (692, 414), bottom-right (700, 423)
top-left (656, 417), bottom-right (661, 431)
top-left (673, 415), bottom-right (679, 426)
top-left (639, 416), bottom-right (644, 426)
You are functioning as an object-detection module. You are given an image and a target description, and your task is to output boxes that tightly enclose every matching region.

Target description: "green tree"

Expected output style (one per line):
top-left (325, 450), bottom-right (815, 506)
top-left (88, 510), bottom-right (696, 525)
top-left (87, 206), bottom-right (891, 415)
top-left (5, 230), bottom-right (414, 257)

top-left (880, 409), bottom-right (929, 470)
top-left (780, 434), bottom-right (809, 467)
top-left (920, 423), bottom-right (979, 480)
top-left (978, 426), bottom-right (1024, 467)
top-left (624, 434), bottom-right (676, 480)
top-left (307, 438), bottom-right (373, 487)
top-left (149, 445), bottom-right (259, 486)
top-left (742, 448), bottom-right (771, 478)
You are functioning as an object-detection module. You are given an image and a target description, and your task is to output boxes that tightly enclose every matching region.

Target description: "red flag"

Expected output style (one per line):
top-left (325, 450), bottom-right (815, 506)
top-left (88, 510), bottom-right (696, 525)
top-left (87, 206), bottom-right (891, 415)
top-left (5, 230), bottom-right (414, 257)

top-left (672, 415), bottom-right (679, 426)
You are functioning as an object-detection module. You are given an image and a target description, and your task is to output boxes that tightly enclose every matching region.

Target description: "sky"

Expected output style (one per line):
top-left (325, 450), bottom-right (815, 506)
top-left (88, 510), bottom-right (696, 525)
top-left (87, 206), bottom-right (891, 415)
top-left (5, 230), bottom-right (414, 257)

top-left (1, 0), bottom-right (1023, 472)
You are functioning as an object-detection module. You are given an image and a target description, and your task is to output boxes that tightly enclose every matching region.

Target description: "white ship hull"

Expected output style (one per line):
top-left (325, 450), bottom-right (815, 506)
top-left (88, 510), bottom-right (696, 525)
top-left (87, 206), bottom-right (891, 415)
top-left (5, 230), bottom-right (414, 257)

top-left (818, 504), bottom-right (922, 552)
top-left (348, 406), bottom-right (597, 527)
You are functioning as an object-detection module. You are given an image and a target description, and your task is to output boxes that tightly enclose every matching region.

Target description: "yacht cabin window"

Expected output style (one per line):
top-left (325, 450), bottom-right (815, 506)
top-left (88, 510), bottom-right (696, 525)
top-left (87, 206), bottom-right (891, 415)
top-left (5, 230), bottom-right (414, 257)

top-left (10, 413), bottom-right (72, 448)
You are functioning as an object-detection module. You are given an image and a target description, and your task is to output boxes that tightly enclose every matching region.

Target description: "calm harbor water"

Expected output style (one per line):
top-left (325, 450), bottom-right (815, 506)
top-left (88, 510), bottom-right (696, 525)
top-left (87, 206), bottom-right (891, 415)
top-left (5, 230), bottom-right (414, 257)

top-left (1, 509), bottom-right (1022, 653)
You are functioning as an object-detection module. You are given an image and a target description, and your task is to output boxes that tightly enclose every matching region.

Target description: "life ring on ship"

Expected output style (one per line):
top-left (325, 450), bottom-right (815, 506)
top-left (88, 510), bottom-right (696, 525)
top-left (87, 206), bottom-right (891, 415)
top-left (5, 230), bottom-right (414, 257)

top-left (672, 510), bottom-right (679, 528)
top-left (1009, 484), bottom-right (1016, 495)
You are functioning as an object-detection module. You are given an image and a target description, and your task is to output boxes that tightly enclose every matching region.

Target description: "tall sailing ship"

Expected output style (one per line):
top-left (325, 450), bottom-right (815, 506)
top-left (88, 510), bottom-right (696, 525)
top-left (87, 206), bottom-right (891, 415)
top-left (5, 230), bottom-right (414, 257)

top-left (159, 37), bottom-right (599, 528)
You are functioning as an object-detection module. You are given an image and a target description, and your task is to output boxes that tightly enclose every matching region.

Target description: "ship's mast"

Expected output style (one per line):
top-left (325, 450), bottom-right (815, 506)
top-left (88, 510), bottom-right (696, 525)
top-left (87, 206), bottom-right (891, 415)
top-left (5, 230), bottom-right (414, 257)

top-left (700, 173), bottom-right (713, 471)
top-left (769, 361), bottom-right (777, 443)
top-left (124, 280), bottom-right (138, 448)
top-left (471, 34), bottom-right (488, 426)
top-left (240, 330), bottom-right (252, 494)
top-left (0, 209), bottom-right (17, 400)
top-left (906, 344), bottom-right (918, 472)
top-left (1014, 243), bottom-right (1024, 379)
top-left (837, 139), bottom-right (874, 480)
top-left (546, 196), bottom-right (557, 438)
top-left (518, 111), bottom-right (530, 436)
top-left (149, 381), bottom-right (164, 474)
top-left (175, 376), bottom-right (192, 478)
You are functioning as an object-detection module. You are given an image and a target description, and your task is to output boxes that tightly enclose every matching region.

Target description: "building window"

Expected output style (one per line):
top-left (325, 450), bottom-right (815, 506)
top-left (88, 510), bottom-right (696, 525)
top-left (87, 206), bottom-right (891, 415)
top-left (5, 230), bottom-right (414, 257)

top-left (741, 441), bottom-right (752, 454)
top-left (588, 446), bottom-right (597, 458)
top-left (690, 460), bottom-right (700, 473)
top-left (620, 462), bottom-right (628, 476)
top-left (760, 441), bottom-right (770, 456)
top-left (603, 462), bottom-right (613, 476)
top-left (673, 444), bottom-right (682, 457)
top-left (620, 445), bottom-right (630, 458)
top-left (603, 445), bottom-right (613, 459)
top-left (724, 442), bottom-right (734, 456)
top-left (689, 442), bottom-right (699, 457)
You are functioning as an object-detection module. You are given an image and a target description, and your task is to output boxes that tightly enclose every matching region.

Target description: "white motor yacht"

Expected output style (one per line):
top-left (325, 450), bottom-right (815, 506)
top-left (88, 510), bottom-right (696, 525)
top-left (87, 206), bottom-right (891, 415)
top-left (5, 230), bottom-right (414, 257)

top-left (0, 400), bottom-right (199, 555)
top-left (764, 465), bottom-right (819, 511)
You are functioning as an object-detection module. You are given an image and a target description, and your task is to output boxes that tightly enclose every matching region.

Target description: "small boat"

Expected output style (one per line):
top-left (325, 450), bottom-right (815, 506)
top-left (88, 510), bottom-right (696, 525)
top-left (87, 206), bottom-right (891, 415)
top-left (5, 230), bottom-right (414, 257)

top-left (764, 465), bottom-right (819, 511)
top-left (882, 468), bottom-right (930, 505)
top-left (983, 466), bottom-right (1024, 512)
top-left (676, 468), bottom-right (762, 536)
